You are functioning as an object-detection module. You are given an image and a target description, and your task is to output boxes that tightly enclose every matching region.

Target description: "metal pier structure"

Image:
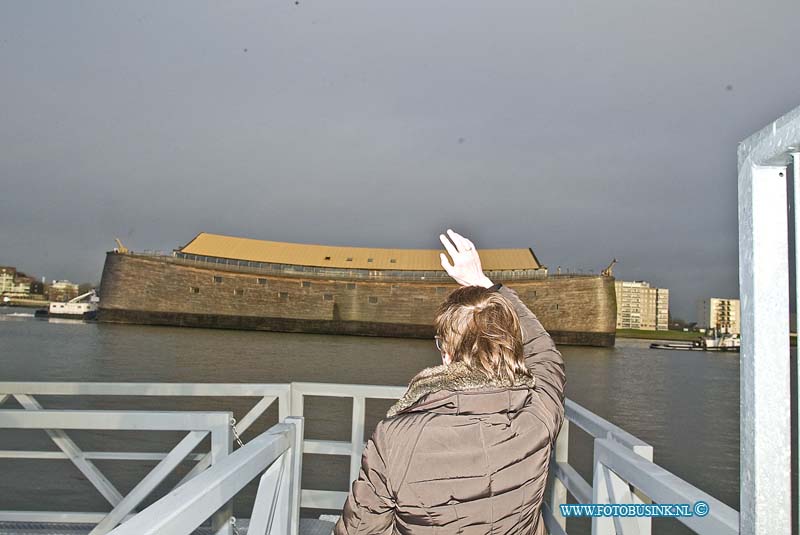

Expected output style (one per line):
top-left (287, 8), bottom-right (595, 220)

top-left (3, 104), bottom-right (800, 534)
top-left (0, 381), bottom-right (736, 535)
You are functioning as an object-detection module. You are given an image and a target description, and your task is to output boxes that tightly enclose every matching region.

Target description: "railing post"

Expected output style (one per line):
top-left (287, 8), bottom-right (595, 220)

top-left (591, 440), bottom-right (615, 535)
top-left (278, 389), bottom-right (291, 422)
top-left (548, 419), bottom-right (569, 532)
top-left (290, 384), bottom-right (304, 418)
top-left (792, 151), bottom-right (800, 535)
top-left (210, 419), bottom-right (234, 535)
top-left (286, 416), bottom-right (304, 535)
top-left (350, 396), bottom-right (366, 484)
top-left (592, 439), bottom-right (641, 535)
top-left (738, 162), bottom-right (792, 535)
top-left (248, 454), bottom-right (286, 535)
top-left (631, 443), bottom-right (653, 535)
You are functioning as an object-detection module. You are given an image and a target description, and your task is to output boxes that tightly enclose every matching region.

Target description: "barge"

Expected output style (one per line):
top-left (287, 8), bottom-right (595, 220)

top-left (34, 290), bottom-right (99, 320)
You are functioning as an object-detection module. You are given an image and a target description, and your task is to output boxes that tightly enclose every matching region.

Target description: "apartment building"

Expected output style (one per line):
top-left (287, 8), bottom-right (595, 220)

top-left (697, 298), bottom-right (741, 335)
top-left (615, 280), bottom-right (670, 330)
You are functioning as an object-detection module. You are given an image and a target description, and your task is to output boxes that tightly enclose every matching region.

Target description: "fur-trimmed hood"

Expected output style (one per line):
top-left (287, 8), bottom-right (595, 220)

top-left (387, 361), bottom-right (536, 418)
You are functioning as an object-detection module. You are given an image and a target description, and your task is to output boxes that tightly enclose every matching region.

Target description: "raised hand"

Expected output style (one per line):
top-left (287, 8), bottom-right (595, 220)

top-left (439, 229), bottom-right (494, 288)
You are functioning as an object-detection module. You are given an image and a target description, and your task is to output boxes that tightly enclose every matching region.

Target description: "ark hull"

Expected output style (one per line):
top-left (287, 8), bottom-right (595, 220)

top-left (98, 308), bottom-right (615, 347)
top-left (98, 253), bottom-right (617, 347)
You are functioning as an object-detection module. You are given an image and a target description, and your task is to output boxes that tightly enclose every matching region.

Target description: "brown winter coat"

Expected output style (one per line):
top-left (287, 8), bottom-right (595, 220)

top-left (334, 285), bottom-right (566, 535)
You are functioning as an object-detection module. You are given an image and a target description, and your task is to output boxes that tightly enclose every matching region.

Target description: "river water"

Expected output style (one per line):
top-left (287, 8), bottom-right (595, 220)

top-left (0, 308), bottom-right (738, 535)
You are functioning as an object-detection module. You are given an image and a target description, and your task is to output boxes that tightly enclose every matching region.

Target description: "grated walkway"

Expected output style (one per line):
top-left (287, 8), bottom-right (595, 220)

top-left (0, 518), bottom-right (336, 535)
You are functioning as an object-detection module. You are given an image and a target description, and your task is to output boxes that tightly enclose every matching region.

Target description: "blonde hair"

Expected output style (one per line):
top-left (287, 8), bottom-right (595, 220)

top-left (434, 286), bottom-right (531, 383)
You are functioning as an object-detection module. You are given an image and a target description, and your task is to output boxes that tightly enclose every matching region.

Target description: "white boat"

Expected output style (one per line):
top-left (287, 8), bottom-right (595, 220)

top-left (701, 331), bottom-right (741, 351)
top-left (650, 330), bottom-right (740, 352)
top-left (35, 290), bottom-right (99, 320)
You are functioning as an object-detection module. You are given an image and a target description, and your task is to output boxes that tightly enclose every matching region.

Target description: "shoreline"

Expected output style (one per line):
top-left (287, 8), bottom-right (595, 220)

top-left (615, 329), bottom-right (705, 342)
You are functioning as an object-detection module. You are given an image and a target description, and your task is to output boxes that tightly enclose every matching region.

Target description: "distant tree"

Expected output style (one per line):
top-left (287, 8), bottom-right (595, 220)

top-left (669, 313), bottom-right (688, 330)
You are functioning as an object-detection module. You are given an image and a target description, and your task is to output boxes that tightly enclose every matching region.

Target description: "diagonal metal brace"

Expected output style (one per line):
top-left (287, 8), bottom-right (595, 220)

top-left (13, 394), bottom-right (124, 506)
top-left (177, 395), bottom-right (275, 487)
top-left (89, 430), bottom-right (209, 535)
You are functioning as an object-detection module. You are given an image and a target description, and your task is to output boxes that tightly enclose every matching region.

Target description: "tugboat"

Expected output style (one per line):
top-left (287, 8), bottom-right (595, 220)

top-left (650, 329), bottom-right (740, 352)
top-left (35, 290), bottom-right (99, 320)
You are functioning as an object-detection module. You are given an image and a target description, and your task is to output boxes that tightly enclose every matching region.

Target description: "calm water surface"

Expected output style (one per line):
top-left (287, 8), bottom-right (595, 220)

top-left (0, 308), bottom-right (738, 535)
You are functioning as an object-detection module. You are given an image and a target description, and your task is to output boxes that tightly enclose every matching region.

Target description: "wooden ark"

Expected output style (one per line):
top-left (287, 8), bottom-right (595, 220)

top-left (98, 233), bottom-right (617, 347)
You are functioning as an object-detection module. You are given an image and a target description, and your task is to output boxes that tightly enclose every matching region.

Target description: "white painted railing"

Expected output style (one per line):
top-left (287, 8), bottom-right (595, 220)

top-left (590, 438), bottom-right (738, 535)
top-left (0, 408), bottom-right (233, 534)
top-left (290, 381), bottom-right (406, 510)
top-left (737, 104), bottom-right (800, 535)
top-left (539, 400), bottom-right (738, 535)
top-left (1, 381), bottom-right (739, 534)
top-left (107, 417), bottom-right (303, 535)
top-left (0, 382), bottom-right (290, 535)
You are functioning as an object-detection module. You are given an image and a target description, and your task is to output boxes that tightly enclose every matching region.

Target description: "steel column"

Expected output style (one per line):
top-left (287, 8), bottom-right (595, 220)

top-left (738, 163), bottom-right (792, 535)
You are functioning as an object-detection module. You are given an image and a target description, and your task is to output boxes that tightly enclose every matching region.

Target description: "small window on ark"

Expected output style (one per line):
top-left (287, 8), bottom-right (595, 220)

top-left (189, 286), bottom-right (200, 294)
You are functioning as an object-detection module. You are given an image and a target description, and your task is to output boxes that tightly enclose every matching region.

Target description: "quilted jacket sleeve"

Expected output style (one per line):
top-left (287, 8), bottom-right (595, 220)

top-left (498, 284), bottom-right (566, 443)
top-left (334, 422), bottom-right (396, 534)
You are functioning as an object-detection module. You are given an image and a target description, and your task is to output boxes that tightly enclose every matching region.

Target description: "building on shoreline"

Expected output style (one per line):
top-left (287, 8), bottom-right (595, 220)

top-left (697, 298), bottom-right (740, 335)
top-left (48, 280), bottom-right (80, 302)
top-left (0, 266), bottom-right (41, 298)
top-left (98, 232), bottom-right (619, 346)
top-left (614, 280), bottom-right (669, 330)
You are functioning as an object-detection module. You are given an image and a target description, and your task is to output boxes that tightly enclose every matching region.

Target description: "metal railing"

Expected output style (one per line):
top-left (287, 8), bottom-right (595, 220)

top-left (541, 400), bottom-right (738, 535)
top-left (736, 104), bottom-right (800, 534)
top-left (1, 381), bottom-right (738, 534)
top-left (289, 382), bottom-right (407, 510)
top-left (107, 417), bottom-right (303, 535)
top-left (0, 383), bottom-right (291, 535)
top-left (0, 407), bottom-right (233, 534)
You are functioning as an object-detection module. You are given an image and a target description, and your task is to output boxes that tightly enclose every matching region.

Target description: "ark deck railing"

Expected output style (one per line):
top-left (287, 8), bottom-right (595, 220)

top-left (124, 250), bottom-right (603, 282)
top-left (0, 381), bottom-right (737, 535)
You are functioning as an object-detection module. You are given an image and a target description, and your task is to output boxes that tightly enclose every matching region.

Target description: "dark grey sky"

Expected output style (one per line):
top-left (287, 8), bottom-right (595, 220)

top-left (1, 1), bottom-right (798, 321)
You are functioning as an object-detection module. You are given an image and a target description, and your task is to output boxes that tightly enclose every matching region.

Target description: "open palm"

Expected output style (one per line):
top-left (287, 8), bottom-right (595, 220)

top-left (439, 229), bottom-right (494, 288)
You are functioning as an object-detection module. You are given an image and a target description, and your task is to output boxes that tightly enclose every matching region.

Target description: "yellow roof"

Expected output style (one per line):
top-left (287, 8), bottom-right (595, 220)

top-left (179, 233), bottom-right (541, 271)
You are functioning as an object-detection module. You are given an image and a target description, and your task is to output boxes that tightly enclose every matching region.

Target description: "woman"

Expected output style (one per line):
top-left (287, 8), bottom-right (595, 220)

top-left (334, 229), bottom-right (566, 535)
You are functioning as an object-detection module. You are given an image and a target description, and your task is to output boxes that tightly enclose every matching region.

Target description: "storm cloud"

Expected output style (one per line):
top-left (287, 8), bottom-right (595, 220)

top-left (1, 0), bottom-right (798, 321)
